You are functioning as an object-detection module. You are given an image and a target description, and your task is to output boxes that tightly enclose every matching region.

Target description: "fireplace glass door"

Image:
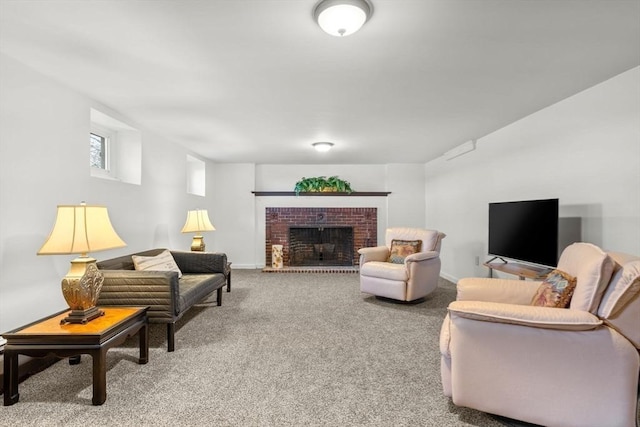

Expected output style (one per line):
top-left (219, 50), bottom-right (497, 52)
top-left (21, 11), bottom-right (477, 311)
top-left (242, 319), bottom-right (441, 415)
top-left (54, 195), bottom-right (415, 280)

top-left (289, 227), bottom-right (354, 266)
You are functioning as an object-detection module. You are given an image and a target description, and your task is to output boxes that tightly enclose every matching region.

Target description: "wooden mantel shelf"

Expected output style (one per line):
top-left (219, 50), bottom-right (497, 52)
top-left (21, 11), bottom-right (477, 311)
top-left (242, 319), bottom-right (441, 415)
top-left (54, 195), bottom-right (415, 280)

top-left (252, 191), bottom-right (391, 197)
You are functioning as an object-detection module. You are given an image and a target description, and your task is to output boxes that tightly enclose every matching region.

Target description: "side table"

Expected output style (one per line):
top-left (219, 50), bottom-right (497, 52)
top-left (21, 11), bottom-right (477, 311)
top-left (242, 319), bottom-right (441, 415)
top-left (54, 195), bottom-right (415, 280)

top-left (3, 306), bottom-right (148, 406)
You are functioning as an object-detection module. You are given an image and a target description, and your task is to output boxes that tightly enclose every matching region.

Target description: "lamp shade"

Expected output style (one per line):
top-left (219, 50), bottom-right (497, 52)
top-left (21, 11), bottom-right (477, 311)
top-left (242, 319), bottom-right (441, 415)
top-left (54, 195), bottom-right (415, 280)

top-left (314, 0), bottom-right (373, 37)
top-left (38, 204), bottom-right (126, 255)
top-left (181, 209), bottom-right (216, 233)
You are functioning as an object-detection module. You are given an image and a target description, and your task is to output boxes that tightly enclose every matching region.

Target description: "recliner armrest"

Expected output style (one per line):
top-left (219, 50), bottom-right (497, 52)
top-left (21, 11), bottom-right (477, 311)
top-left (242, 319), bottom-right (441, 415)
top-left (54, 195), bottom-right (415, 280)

top-left (456, 277), bottom-right (542, 304)
top-left (448, 300), bottom-right (602, 331)
top-left (358, 246), bottom-right (389, 263)
top-left (404, 250), bottom-right (439, 263)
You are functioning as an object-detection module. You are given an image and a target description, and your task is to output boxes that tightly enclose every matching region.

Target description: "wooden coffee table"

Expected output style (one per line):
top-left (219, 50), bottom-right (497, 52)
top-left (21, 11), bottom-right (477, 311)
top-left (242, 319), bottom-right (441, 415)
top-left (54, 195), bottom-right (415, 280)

top-left (3, 306), bottom-right (148, 406)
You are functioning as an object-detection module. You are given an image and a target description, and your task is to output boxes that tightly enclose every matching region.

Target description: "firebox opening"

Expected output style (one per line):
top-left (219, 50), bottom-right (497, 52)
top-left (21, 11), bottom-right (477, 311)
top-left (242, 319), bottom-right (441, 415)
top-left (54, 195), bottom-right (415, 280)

top-left (289, 227), bottom-right (354, 266)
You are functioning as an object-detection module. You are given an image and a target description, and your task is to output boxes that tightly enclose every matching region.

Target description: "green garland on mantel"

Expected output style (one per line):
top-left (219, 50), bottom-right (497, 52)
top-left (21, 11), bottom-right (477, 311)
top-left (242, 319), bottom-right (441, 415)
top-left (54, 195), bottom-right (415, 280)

top-left (294, 176), bottom-right (353, 196)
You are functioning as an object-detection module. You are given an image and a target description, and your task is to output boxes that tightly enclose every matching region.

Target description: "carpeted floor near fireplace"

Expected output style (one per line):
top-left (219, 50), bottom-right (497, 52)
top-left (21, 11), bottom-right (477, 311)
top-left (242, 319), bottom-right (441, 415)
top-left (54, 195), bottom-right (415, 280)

top-left (1, 271), bottom-right (631, 426)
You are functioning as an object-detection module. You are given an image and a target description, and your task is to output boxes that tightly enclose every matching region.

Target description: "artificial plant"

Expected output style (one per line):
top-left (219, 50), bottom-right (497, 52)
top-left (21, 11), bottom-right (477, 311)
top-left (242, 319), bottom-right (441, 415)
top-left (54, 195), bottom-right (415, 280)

top-left (294, 176), bottom-right (353, 195)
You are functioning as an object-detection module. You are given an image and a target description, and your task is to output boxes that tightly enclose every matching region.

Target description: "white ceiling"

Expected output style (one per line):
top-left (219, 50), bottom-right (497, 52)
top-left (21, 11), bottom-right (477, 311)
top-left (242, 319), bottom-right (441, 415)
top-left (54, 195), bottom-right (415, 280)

top-left (1, 0), bottom-right (638, 164)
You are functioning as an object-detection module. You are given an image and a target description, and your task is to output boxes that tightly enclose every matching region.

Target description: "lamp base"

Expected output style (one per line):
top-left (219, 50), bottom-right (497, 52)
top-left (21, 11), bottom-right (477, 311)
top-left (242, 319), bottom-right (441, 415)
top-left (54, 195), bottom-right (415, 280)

top-left (190, 235), bottom-right (206, 252)
top-left (61, 306), bottom-right (105, 325)
top-left (60, 258), bottom-right (105, 325)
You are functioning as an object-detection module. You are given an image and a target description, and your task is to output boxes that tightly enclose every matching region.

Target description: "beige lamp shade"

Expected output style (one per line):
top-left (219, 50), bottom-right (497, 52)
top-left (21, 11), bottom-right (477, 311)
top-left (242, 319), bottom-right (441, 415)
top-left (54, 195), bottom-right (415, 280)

top-left (37, 203), bottom-right (126, 324)
top-left (38, 204), bottom-right (126, 256)
top-left (181, 209), bottom-right (216, 233)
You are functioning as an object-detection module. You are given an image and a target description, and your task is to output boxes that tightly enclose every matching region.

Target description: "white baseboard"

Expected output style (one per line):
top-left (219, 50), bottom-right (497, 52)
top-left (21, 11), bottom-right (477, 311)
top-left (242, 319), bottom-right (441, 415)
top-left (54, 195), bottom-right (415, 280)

top-left (440, 271), bottom-right (459, 284)
top-left (230, 264), bottom-right (261, 269)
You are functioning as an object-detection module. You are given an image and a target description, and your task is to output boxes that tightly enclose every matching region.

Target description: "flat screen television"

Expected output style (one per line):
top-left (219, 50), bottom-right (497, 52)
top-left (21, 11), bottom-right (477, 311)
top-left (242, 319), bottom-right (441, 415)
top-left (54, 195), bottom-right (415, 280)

top-left (488, 198), bottom-right (559, 267)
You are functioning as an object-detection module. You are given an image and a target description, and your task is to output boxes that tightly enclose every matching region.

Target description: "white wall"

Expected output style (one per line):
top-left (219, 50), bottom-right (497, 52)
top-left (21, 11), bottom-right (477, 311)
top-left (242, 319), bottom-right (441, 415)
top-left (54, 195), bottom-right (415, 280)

top-left (0, 54), bottom-right (216, 332)
top-left (386, 163), bottom-right (426, 228)
top-left (425, 67), bottom-right (640, 283)
top-left (208, 163), bottom-right (256, 268)
top-left (254, 164), bottom-right (387, 192)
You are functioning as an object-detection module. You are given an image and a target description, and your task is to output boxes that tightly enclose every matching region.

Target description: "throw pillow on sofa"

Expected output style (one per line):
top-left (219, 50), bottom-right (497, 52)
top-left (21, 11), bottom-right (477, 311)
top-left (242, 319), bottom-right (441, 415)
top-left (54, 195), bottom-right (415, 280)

top-left (531, 269), bottom-right (576, 308)
top-left (132, 249), bottom-right (182, 278)
top-left (388, 240), bottom-right (421, 264)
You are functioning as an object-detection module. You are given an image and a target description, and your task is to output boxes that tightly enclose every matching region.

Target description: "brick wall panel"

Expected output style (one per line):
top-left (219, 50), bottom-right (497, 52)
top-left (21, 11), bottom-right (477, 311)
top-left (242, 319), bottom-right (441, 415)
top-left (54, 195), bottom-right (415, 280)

top-left (265, 207), bottom-right (377, 267)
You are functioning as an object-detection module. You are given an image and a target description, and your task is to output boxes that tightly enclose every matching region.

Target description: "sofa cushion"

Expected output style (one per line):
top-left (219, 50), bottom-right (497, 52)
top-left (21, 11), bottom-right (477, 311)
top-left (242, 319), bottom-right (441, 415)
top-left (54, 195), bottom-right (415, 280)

top-left (360, 261), bottom-right (408, 281)
top-left (177, 273), bottom-right (224, 313)
top-left (388, 240), bottom-right (421, 264)
top-left (530, 269), bottom-right (576, 308)
top-left (132, 249), bottom-right (183, 278)
top-left (598, 260), bottom-right (640, 318)
top-left (557, 243), bottom-right (615, 313)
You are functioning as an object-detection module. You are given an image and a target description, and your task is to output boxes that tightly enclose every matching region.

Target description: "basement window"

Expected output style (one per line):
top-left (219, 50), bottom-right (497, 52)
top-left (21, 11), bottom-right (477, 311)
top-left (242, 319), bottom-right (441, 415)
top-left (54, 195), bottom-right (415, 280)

top-left (90, 108), bottom-right (141, 185)
top-left (90, 132), bottom-right (107, 169)
top-left (89, 127), bottom-right (113, 177)
top-left (186, 155), bottom-right (206, 196)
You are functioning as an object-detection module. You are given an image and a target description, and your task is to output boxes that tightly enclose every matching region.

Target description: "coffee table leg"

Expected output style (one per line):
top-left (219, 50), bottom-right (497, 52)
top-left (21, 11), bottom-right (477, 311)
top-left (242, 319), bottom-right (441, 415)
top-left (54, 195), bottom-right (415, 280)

top-left (139, 322), bottom-right (149, 364)
top-left (3, 350), bottom-right (19, 406)
top-left (91, 349), bottom-right (107, 405)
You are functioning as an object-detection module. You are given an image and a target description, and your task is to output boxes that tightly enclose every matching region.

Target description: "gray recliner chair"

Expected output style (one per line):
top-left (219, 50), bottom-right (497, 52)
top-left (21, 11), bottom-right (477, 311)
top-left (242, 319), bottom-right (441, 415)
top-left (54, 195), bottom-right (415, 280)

top-left (358, 227), bottom-right (446, 302)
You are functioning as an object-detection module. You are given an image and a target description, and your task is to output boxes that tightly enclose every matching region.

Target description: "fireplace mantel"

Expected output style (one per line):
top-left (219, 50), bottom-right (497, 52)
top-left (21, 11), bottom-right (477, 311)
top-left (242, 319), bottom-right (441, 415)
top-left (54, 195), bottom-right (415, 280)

top-left (252, 191), bottom-right (391, 197)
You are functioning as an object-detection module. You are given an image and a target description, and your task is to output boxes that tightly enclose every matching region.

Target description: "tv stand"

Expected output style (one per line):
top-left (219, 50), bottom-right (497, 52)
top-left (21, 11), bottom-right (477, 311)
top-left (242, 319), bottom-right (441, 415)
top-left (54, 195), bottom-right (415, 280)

top-left (483, 260), bottom-right (552, 280)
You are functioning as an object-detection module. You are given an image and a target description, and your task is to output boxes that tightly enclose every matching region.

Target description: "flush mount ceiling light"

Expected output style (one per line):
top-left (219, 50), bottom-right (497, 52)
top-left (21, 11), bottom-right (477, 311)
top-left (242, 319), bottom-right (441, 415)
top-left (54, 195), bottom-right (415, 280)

top-left (312, 142), bottom-right (334, 152)
top-left (313, 0), bottom-right (373, 37)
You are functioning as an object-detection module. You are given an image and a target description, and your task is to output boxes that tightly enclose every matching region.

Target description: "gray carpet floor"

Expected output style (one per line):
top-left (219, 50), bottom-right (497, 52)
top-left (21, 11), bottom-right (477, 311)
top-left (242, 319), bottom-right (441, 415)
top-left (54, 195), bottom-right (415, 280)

top-left (0, 271), bottom-right (555, 426)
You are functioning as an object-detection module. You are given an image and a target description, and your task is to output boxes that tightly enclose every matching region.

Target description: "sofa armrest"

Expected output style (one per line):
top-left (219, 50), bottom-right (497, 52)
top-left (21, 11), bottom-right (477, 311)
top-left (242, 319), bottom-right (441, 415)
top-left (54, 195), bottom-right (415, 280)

top-left (170, 251), bottom-right (227, 274)
top-left (448, 300), bottom-right (602, 331)
top-left (357, 246), bottom-right (389, 264)
top-left (456, 277), bottom-right (542, 304)
top-left (98, 270), bottom-right (180, 318)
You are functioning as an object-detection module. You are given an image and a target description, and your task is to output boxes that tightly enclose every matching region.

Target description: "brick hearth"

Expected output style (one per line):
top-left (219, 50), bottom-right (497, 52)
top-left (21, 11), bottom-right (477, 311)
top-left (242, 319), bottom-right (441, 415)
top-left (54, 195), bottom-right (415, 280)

top-left (265, 207), bottom-right (377, 267)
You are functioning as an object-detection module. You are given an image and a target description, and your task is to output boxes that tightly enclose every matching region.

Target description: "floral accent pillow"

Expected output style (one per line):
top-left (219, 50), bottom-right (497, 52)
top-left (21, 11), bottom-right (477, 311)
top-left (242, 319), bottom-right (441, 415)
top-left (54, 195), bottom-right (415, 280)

top-left (530, 269), bottom-right (577, 308)
top-left (388, 240), bottom-right (422, 264)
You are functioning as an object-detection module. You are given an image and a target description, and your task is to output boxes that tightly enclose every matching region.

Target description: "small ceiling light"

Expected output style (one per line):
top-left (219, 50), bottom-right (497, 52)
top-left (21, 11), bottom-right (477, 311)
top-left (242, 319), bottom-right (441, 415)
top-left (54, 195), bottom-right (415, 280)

top-left (312, 142), bottom-right (334, 152)
top-left (313, 0), bottom-right (373, 37)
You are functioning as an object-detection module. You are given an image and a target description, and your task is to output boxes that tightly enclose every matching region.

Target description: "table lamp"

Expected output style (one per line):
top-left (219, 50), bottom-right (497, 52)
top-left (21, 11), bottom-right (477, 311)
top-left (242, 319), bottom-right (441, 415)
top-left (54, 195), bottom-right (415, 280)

top-left (181, 209), bottom-right (215, 251)
top-left (37, 203), bottom-right (126, 324)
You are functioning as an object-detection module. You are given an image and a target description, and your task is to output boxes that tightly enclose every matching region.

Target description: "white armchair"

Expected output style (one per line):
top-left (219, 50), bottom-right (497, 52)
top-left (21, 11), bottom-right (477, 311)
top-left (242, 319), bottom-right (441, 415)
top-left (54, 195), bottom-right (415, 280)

top-left (358, 227), bottom-right (446, 302)
top-left (440, 243), bottom-right (640, 427)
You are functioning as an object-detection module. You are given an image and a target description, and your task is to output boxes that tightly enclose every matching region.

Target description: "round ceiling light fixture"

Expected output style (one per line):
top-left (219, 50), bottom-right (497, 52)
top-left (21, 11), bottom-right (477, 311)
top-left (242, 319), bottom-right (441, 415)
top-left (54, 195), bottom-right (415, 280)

top-left (313, 0), bottom-right (373, 37)
top-left (312, 142), bottom-right (334, 152)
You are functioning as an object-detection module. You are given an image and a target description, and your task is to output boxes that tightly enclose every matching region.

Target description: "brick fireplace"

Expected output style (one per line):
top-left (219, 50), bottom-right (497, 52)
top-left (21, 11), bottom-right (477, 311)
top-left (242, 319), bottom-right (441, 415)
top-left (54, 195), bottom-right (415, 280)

top-left (265, 207), bottom-right (377, 268)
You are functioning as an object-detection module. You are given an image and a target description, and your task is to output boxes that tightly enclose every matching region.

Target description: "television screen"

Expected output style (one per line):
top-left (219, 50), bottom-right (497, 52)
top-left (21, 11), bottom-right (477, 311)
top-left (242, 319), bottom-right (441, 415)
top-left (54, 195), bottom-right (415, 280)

top-left (488, 198), bottom-right (559, 267)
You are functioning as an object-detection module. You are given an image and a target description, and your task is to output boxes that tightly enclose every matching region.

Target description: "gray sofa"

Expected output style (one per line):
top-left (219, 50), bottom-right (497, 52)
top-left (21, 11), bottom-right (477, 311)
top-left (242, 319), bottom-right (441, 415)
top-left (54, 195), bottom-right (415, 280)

top-left (96, 249), bottom-right (228, 352)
